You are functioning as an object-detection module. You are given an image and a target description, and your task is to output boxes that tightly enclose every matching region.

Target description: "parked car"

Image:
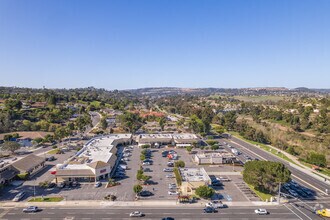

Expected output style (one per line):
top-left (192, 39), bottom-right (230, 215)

top-left (162, 151), bottom-right (169, 157)
top-left (255, 209), bottom-right (268, 215)
top-left (166, 174), bottom-right (174, 178)
top-left (48, 182), bottom-right (56, 188)
top-left (129, 211), bottom-right (144, 217)
top-left (57, 182), bottom-right (66, 188)
top-left (142, 162), bottom-right (152, 166)
top-left (22, 206), bottom-right (40, 213)
top-left (13, 191), bottom-right (25, 202)
top-left (217, 177), bottom-right (230, 182)
top-left (72, 181), bottom-right (79, 187)
top-left (203, 207), bottom-right (218, 213)
top-left (289, 189), bottom-right (298, 197)
top-left (163, 168), bottom-right (173, 172)
top-left (168, 191), bottom-right (179, 195)
top-left (94, 182), bottom-right (102, 188)
top-left (139, 190), bottom-right (153, 197)
top-left (143, 168), bottom-right (152, 172)
top-left (162, 218), bottom-right (174, 220)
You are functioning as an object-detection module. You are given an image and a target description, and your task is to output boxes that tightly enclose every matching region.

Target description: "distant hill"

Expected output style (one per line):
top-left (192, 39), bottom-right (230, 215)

top-left (126, 87), bottom-right (329, 97)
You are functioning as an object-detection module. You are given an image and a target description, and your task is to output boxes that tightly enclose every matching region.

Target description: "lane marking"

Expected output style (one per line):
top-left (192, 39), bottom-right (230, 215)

top-left (284, 204), bottom-right (304, 220)
top-left (229, 139), bottom-right (327, 195)
top-left (289, 203), bottom-right (313, 220)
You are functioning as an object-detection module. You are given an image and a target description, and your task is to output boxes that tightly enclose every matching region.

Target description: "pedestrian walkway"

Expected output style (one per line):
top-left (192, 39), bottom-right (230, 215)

top-left (0, 200), bottom-right (278, 208)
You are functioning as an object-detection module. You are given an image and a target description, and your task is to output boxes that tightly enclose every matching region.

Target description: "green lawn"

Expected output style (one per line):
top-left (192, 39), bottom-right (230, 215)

top-left (247, 184), bottom-right (273, 201)
top-left (28, 197), bottom-right (63, 202)
top-left (47, 149), bottom-right (59, 154)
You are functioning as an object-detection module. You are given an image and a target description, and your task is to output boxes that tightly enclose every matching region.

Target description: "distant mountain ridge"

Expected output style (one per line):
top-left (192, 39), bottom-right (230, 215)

top-left (126, 87), bottom-right (330, 97)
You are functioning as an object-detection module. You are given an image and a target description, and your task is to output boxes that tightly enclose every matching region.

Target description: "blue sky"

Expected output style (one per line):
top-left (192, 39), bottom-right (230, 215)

top-left (0, 0), bottom-right (329, 89)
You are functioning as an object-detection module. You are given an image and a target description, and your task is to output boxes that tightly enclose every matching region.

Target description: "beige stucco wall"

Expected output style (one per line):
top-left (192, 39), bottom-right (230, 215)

top-left (180, 181), bottom-right (206, 195)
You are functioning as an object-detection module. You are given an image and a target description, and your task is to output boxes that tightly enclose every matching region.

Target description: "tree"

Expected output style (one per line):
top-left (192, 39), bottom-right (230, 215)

top-left (306, 152), bottom-right (327, 167)
top-left (174, 160), bottom-right (185, 168)
top-left (1, 141), bottom-right (21, 154)
top-left (100, 118), bottom-right (108, 130)
top-left (211, 145), bottom-right (219, 150)
top-left (243, 161), bottom-right (291, 194)
top-left (195, 185), bottom-right (215, 199)
top-left (133, 184), bottom-right (143, 195)
top-left (186, 146), bottom-right (193, 153)
top-left (119, 112), bottom-right (143, 133)
top-left (159, 117), bottom-right (166, 131)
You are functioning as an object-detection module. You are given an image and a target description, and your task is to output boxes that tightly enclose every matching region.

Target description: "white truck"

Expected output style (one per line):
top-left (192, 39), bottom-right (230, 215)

top-left (231, 148), bottom-right (240, 156)
top-left (205, 200), bottom-right (227, 209)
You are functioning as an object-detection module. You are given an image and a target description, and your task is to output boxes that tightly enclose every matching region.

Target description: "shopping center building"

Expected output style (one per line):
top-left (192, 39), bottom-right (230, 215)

top-left (54, 134), bottom-right (132, 183)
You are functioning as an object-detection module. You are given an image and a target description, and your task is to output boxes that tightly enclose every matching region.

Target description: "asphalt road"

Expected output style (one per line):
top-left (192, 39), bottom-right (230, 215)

top-left (223, 136), bottom-right (330, 197)
top-left (0, 206), bottom-right (308, 220)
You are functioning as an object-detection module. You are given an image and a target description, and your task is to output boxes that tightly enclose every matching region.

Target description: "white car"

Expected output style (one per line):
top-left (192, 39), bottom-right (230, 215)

top-left (23, 206), bottom-right (40, 213)
top-left (13, 191), bottom-right (25, 202)
top-left (255, 209), bottom-right (268, 215)
top-left (168, 191), bottom-right (179, 195)
top-left (94, 182), bottom-right (102, 188)
top-left (166, 174), bottom-right (174, 178)
top-left (129, 211), bottom-right (144, 217)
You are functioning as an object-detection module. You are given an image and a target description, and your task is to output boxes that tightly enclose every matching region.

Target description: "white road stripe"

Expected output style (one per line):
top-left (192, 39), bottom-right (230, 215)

top-left (284, 204), bottom-right (304, 220)
top-left (289, 203), bottom-right (313, 220)
top-left (230, 139), bottom-right (327, 195)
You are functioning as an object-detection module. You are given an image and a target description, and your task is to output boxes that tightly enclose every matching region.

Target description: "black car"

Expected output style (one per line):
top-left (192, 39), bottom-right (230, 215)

top-left (143, 168), bottom-right (152, 172)
top-left (162, 217), bottom-right (175, 220)
top-left (162, 151), bottom-right (169, 157)
top-left (203, 207), bottom-right (217, 213)
top-left (48, 182), bottom-right (56, 188)
top-left (139, 190), bottom-right (153, 197)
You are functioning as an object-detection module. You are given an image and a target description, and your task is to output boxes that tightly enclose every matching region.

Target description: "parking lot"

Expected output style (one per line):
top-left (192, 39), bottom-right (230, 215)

top-left (1, 144), bottom-right (268, 203)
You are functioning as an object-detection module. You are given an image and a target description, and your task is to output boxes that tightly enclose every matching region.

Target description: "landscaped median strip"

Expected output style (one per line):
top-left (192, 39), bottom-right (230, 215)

top-left (28, 197), bottom-right (63, 202)
top-left (246, 184), bottom-right (273, 202)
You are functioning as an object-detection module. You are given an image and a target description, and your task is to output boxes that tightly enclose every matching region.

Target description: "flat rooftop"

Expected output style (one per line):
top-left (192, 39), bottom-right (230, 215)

top-left (61, 134), bottom-right (131, 170)
top-left (179, 167), bottom-right (211, 183)
top-left (138, 133), bottom-right (198, 141)
top-left (172, 133), bottom-right (198, 140)
top-left (196, 151), bottom-right (235, 159)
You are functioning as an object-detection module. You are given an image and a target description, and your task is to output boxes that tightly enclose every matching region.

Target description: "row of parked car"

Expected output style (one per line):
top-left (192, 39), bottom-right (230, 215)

top-left (113, 146), bottom-right (133, 179)
top-left (282, 180), bottom-right (315, 198)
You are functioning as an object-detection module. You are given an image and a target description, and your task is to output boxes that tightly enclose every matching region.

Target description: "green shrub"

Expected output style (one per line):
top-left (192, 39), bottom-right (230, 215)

top-left (195, 185), bottom-right (215, 199)
top-left (173, 168), bottom-right (182, 186)
top-left (174, 160), bottom-right (185, 168)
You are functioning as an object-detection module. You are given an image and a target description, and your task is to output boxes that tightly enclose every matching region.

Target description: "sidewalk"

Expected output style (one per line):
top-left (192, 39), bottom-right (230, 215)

top-left (265, 144), bottom-right (330, 186)
top-left (0, 200), bottom-right (278, 208)
top-left (232, 135), bottom-right (330, 186)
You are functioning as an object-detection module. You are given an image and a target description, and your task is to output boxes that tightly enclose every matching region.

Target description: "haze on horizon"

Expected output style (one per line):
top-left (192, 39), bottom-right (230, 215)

top-left (0, 0), bottom-right (329, 90)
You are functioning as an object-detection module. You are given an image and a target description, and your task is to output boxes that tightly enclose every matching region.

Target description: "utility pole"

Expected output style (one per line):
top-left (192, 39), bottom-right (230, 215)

top-left (34, 178), bottom-right (36, 201)
top-left (277, 182), bottom-right (281, 204)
